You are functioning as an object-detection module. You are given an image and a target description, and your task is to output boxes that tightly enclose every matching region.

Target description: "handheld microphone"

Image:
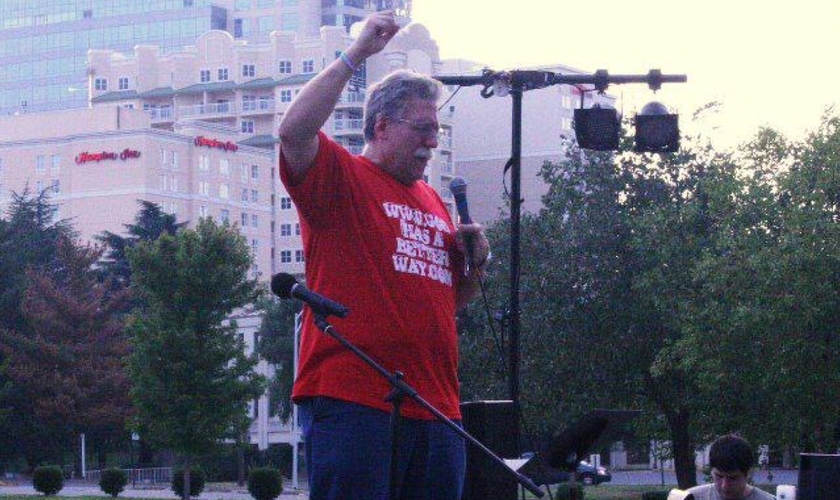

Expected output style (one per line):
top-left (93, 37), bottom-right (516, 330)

top-left (271, 273), bottom-right (349, 318)
top-left (448, 177), bottom-right (472, 225)
top-left (449, 177), bottom-right (474, 272)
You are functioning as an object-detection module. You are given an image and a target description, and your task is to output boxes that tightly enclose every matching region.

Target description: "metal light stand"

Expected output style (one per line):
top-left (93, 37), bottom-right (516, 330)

top-left (311, 313), bottom-right (545, 499)
top-left (435, 67), bottom-right (686, 436)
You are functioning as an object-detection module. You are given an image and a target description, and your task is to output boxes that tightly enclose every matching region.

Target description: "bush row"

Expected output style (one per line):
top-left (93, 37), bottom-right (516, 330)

top-left (31, 464), bottom-right (283, 499)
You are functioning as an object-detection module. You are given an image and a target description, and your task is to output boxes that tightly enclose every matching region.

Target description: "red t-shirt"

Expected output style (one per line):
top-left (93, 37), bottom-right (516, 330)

top-left (280, 132), bottom-right (465, 420)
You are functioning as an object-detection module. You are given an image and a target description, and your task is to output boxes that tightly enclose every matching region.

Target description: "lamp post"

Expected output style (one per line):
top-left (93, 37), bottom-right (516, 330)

top-left (436, 67), bottom-right (686, 451)
top-left (130, 432), bottom-right (139, 488)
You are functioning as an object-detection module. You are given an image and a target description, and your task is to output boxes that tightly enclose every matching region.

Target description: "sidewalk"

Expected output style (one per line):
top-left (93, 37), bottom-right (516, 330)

top-left (0, 480), bottom-right (308, 499)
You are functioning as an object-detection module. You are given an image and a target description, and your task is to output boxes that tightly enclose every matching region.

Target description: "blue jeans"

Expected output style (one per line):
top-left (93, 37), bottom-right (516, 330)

top-left (298, 397), bottom-right (465, 500)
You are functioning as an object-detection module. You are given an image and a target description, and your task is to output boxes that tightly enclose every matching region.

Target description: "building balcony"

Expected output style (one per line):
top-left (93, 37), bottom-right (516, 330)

top-left (179, 101), bottom-right (238, 119)
top-left (148, 107), bottom-right (174, 122)
top-left (336, 92), bottom-right (366, 108)
top-left (333, 118), bottom-right (364, 135)
top-left (241, 98), bottom-right (276, 115)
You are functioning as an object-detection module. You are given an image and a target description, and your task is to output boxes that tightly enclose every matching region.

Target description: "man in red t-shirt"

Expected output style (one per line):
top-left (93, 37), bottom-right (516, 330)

top-left (277, 10), bottom-right (490, 500)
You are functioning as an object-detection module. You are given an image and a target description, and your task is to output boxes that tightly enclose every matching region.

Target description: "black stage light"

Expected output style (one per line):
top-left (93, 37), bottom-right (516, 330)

top-left (573, 105), bottom-right (620, 151)
top-left (634, 101), bottom-right (679, 153)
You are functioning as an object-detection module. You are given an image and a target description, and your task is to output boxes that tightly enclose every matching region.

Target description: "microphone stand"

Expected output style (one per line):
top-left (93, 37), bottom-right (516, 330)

top-left (311, 313), bottom-right (545, 499)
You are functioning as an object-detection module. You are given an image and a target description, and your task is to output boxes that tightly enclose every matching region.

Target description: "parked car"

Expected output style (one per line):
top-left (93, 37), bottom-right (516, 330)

top-left (520, 453), bottom-right (612, 486)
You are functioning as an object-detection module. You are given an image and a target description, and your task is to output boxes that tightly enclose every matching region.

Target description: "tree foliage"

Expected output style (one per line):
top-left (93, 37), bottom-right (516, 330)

top-left (458, 108), bottom-right (840, 488)
top-left (256, 297), bottom-right (300, 421)
top-left (126, 217), bottom-right (264, 499)
top-left (96, 199), bottom-right (186, 291)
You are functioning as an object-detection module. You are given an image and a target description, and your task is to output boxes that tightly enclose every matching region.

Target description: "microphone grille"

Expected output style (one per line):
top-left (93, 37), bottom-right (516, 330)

top-left (449, 176), bottom-right (467, 196)
top-left (270, 273), bottom-right (298, 299)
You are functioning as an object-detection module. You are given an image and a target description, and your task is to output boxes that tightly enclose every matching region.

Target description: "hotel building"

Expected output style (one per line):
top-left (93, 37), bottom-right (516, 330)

top-left (0, 0), bottom-right (412, 116)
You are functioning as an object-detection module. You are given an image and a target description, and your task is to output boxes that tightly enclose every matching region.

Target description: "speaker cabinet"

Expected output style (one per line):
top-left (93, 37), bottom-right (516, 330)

top-left (797, 453), bottom-right (840, 500)
top-left (460, 400), bottom-right (519, 500)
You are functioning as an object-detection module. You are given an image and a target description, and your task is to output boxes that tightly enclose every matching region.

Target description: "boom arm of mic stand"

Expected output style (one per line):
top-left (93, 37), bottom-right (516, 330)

top-left (312, 315), bottom-right (545, 498)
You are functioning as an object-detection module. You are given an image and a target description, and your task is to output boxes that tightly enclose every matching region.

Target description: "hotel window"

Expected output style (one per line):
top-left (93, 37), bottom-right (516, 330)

top-left (51, 155), bottom-right (60, 173)
top-left (220, 209), bottom-right (230, 224)
top-left (170, 151), bottom-right (178, 167)
top-left (278, 60), bottom-right (291, 74)
top-left (295, 223), bottom-right (301, 235)
top-left (200, 69), bottom-right (211, 82)
top-left (199, 155), bottom-right (210, 172)
top-left (240, 163), bottom-right (249, 181)
top-left (295, 250), bottom-right (305, 263)
top-left (280, 223), bottom-right (291, 236)
top-left (302, 60), bottom-right (314, 73)
top-left (218, 68), bottom-right (229, 81)
top-left (280, 250), bottom-right (292, 263)
top-left (242, 95), bottom-right (256, 111)
top-left (36, 155), bottom-right (46, 173)
top-left (241, 212), bottom-right (249, 226)
top-left (241, 120), bottom-right (254, 133)
top-left (242, 64), bottom-right (255, 77)
top-left (280, 196), bottom-right (292, 210)
top-left (251, 164), bottom-right (259, 179)
top-left (199, 180), bottom-right (209, 196)
top-left (241, 188), bottom-right (249, 202)
top-left (118, 77), bottom-right (129, 90)
top-left (251, 214), bottom-right (258, 228)
top-left (251, 189), bottom-right (258, 202)
top-left (220, 158), bottom-right (230, 176)
top-left (160, 148), bottom-right (167, 165)
top-left (200, 205), bottom-right (208, 218)
top-left (171, 177), bottom-right (179, 192)
top-left (51, 179), bottom-right (60, 194)
top-left (252, 239), bottom-right (260, 255)
top-left (94, 78), bottom-right (107, 91)
top-left (219, 183), bottom-right (229, 199)
top-left (280, 90), bottom-right (292, 103)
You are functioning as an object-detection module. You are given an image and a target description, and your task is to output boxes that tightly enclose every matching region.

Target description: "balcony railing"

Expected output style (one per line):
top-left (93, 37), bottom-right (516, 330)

top-left (180, 101), bottom-right (237, 118)
top-left (338, 92), bottom-right (366, 104)
top-left (148, 107), bottom-right (174, 121)
top-left (334, 118), bottom-right (364, 132)
top-left (242, 98), bottom-right (276, 113)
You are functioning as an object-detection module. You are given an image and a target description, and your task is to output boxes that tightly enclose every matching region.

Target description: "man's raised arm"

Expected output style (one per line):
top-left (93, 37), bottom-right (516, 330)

top-left (277, 11), bottom-right (399, 180)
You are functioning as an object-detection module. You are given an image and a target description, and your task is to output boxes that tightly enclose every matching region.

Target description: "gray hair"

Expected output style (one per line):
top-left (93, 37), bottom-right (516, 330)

top-left (363, 70), bottom-right (443, 141)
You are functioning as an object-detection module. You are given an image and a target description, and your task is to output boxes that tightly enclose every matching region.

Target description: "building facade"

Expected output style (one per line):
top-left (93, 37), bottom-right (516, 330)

top-left (0, 0), bottom-right (412, 116)
top-left (0, 105), bottom-right (277, 278)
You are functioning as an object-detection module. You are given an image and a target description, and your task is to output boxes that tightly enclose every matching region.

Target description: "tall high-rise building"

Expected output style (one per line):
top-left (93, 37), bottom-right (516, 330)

top-left (0, 0), bottom-right (412, 116)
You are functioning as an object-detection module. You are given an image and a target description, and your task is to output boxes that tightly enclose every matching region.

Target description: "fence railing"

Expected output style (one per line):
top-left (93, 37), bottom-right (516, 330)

top-left (85, 467), bottom-right (173, 484)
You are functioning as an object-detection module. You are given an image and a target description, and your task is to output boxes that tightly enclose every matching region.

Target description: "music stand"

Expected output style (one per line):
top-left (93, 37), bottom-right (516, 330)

top-left (515, 409), bottom-right (640, 499)
top-left (543, 409), bottom-right (641, 471)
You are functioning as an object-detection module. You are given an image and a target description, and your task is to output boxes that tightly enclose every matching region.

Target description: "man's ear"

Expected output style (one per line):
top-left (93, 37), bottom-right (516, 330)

top-left (373, 115), bottom-right (389, 141)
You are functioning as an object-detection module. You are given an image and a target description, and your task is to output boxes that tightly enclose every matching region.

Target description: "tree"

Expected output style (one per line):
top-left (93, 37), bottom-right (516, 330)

top-left (126, 218), bottom-right (264, 500)
top-left (0, 189), bottom-right (78, 469)
top-left (459, 111), bottom-right (758, 488)
top-left (256, 297), bottom-right (300, 421)
top-left (0, 237), bottom-right (132, 471)
top-left (96, 200), bottom-right (186, 291)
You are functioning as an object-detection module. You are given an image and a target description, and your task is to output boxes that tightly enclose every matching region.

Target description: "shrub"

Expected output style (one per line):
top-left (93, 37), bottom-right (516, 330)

top-left (32, 465), bottom-right (64, 496)
top-left (99, 467), bottom-right (128, 497)
top-left (171, 466), bottom-right (206, 498)
top-left (247, 466), bottom-right (283, 500)
top-left (641, 492), bottom-right (670, 500)
top-left (553, 481), bottom-right (585, 500)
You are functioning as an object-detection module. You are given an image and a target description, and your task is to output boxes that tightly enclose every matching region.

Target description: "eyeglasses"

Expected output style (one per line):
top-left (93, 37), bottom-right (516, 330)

top-left (396, 118), bottom-right (441, 137)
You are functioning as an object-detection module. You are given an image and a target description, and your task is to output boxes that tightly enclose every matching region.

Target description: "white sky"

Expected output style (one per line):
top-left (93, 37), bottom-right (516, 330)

top-left (412, 0), bottom-right (840, 148)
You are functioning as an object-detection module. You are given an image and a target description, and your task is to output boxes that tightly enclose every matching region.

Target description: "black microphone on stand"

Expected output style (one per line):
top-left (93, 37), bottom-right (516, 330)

top-left (449, 177), bottom-right (475, 273)
top-left (271, 273), bottom-right (349, 318)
